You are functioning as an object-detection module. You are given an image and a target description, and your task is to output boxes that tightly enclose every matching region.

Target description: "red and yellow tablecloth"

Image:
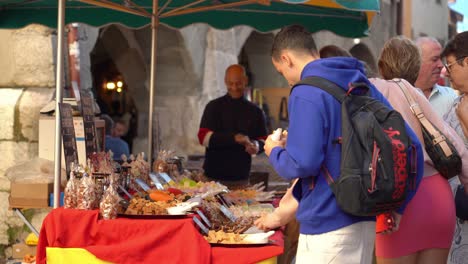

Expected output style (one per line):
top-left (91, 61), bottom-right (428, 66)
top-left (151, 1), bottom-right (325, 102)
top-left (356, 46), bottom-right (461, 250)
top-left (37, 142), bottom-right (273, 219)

top-left (37, 208), bottom-right (283, 264)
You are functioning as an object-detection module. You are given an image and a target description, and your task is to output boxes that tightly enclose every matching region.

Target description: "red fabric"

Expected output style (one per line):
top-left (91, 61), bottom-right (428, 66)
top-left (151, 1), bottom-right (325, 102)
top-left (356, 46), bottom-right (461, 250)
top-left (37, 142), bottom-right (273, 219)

top-left (37, 208), bottom-right (211, 264)
top-left (37, 208), bottom-right (283, 264)
top-left (375, 174), bottom-right (455, 258)
top-left (198, 128), bottom-right (212, 144)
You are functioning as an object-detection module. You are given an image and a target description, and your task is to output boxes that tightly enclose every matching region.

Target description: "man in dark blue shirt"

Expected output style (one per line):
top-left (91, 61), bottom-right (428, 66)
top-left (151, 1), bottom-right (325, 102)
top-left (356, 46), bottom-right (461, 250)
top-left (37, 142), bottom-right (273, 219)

top-left (101, 114), bottom-right (129, 161)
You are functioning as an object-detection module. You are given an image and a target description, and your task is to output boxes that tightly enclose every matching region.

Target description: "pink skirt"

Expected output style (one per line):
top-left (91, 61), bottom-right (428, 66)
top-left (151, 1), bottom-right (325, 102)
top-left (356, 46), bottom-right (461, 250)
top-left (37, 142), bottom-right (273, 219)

top-left (375, 174), bottom-right (456, 258)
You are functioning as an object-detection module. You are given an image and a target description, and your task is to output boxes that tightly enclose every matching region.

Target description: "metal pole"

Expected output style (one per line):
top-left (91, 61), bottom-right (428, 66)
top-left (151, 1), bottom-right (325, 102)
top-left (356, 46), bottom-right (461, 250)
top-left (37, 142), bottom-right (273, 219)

top-left (54, 0), bottom-right (66, 208)
top-left (148, 0), bottom-right (158, 167)
top-left (14, 209), bottom-right (39, 236)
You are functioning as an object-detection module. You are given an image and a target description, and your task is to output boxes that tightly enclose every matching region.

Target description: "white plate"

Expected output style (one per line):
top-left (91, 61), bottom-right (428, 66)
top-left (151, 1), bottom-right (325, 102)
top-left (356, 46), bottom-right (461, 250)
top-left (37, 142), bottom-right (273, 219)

top-left (242, 231), bottom-right (275, 244)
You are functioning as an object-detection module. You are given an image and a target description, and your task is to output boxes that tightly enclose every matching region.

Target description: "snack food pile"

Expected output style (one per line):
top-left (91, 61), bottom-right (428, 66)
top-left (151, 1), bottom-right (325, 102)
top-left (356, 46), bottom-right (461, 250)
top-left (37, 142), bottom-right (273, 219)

top-left (61, 149), bottom-right (278, 245)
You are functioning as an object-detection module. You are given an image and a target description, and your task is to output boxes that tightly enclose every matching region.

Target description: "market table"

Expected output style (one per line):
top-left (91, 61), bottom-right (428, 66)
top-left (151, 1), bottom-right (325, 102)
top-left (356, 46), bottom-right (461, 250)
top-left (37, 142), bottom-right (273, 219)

top-left (37, 208), bottom-right (283, 264)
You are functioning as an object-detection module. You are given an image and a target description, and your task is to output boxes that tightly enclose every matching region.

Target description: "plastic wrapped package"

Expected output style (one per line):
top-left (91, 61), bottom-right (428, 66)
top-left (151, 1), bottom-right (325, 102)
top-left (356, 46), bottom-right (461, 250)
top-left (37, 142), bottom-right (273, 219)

top-left (64, 171), bottom-right (78, 208)
top-left (99, 179), bottom-right (120, 220)
top-left (76, 174), bottom-right (97, 210)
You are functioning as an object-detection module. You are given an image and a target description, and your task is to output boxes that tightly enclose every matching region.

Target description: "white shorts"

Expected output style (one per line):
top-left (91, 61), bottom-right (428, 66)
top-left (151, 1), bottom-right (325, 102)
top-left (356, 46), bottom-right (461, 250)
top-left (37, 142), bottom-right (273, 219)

top-left (295, 221), bottom-right (376, 264)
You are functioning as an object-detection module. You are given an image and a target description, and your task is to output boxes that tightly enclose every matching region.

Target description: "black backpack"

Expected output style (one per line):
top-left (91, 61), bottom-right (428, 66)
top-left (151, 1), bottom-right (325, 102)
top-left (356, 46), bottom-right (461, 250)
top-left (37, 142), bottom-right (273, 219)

top-left (292, 76), bottom-right (417, 216)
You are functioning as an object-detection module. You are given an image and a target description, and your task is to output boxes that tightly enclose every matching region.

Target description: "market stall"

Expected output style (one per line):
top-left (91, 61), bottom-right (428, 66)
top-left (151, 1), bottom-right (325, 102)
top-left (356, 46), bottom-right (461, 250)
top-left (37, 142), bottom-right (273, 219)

top-left (0, 0), bottom-right (381, 208)
top-left (37, 208), bottom-right (283, 264)
top-left (2, 1), bottom-right (381, 263)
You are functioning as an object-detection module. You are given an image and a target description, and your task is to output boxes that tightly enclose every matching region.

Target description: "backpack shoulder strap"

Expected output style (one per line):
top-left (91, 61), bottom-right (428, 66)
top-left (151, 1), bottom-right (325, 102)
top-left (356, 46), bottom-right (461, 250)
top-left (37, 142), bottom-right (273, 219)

top-left (291, 76), bottom-right (346, 103)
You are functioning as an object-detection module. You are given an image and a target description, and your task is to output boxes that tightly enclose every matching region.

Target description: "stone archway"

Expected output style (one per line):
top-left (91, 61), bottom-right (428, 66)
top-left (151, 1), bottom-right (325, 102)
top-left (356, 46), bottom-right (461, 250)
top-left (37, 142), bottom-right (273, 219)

top-left (90, 24), bottom-right (205, 156)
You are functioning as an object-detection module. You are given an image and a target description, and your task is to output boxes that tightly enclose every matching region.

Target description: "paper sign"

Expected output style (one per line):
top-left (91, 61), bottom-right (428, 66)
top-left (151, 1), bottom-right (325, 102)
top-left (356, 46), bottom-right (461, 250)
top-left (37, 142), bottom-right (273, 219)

top-left (149, 173), bottom-right (164, 190)
top-left (59, 103), bottom-right (79, 177)
top-left (135, 178), bottom-right (151, 192)
top-left (193, 217), bottom-right (209, 235)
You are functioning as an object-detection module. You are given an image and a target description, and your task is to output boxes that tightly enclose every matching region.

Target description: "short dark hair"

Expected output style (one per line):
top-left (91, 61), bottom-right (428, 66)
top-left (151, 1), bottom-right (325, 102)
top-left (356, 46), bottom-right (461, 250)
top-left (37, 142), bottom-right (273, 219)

top-left (101, 114), bottom-right (114, 135)
top-left (319, 45), bottom-right (352, 58)
top-left (271, 25), bottom-right (318, 60)
top-left (441, 31), bottom-right (468, 60)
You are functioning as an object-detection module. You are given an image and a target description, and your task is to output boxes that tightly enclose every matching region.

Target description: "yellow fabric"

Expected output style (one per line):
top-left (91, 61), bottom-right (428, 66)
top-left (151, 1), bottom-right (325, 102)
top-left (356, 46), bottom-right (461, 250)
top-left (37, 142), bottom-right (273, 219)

top-left (46, 248), bottom-right (113, 264)
top-left (304, 0), bottom-right (376, 26)
top-left (257, 257), bottom-right (277, 264)
top-left (46, 247), bottom-right (276, 264)
top-left (25, 233), bottom-right (38, 246)
top-left (304, 0), bottom-right (342, 9)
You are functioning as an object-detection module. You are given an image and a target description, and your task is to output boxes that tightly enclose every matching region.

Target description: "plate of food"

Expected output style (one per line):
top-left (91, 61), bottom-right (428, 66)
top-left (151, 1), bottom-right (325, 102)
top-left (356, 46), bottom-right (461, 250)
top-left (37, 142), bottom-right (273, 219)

top-left (117, 213), bottom-right (190, 219)
top-left (204, 230), bottom-right (275, 246)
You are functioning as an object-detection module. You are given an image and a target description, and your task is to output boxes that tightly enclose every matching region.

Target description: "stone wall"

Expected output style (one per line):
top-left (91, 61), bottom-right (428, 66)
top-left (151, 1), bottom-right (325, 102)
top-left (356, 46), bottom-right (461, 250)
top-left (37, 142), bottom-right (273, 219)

top-left (0, 24), bottom-right (98, 258)
top-left (0, 25), bottom-right (56, 253)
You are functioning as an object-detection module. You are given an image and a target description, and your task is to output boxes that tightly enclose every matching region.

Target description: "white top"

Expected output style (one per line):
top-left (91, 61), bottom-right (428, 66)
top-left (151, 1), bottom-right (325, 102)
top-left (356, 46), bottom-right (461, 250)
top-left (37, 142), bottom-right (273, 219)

top-left (426, 84), bottom-right (458, 118)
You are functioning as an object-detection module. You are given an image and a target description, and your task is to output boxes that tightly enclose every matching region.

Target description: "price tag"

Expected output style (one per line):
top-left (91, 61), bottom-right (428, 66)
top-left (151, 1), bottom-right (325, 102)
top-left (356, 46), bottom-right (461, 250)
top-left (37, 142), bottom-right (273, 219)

top-left (219, 205), bottom-right (237, 222)
top-left (158, 172), bottom-right (174, 185)
top-left (196, 209), bottom-right (212, 228)
top-left (149, 173), bottom-right (164, 190)
top-left (135, 178), bottom-right (151, 192)
top-left (193, 217), bottom-right (209, 235)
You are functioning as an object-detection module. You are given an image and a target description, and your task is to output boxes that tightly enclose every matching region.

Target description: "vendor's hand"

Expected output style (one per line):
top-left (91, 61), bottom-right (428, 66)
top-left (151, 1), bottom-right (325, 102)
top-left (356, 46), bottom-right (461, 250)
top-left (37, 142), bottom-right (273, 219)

top-left (264, 134), bottom-right (286, 157)
top-left (234, 133), bottom-right (249, 145)
top-left (254, 213), bottom-right (282, 231)
top-left (245, 142), bottom-right (259, 155)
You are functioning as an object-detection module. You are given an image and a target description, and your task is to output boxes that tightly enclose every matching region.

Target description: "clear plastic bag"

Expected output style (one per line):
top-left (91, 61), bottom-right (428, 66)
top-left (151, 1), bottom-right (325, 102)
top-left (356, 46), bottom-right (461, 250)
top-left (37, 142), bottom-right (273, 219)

top-left (5, 157), bottom-right (66, 184)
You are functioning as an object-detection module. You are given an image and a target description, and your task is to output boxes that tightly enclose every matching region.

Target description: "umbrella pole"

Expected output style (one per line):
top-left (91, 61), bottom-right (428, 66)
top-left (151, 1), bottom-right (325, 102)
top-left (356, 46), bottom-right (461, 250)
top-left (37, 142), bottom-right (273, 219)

top-left (53, 0), bottom-right (66, 208)
top-left (148, 0), bottom-right (158, 167)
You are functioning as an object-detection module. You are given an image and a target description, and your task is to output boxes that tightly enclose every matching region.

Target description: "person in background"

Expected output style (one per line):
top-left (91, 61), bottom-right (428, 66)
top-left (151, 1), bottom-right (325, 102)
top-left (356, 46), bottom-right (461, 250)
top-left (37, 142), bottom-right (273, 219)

top-left (319, 45), bottom-right (377, 78)
top-left (318, 45), bottom-right (352, 58)
top-left (255, 178), bottom-right (299, 264)
top-left (371, 36), bottom-right (468, 264)
top-left (197, 64), bottom-right (268, 187)
top-left (440, 31), bottom-right (468, 264)
top-left (442, 32), bottom-right (468, 146)
top-left (101, 114), bottom-right (130, 161)
top-left (113, 119), bottom-right (128, 138)
top-left (255, 44), bottom-right (353, 264)
top-left (414, 37), bottom-right (458, 117)
top-left (263, 25), bottom-right (423, 264)
top-left (349, 42), bottom-right (379, 78)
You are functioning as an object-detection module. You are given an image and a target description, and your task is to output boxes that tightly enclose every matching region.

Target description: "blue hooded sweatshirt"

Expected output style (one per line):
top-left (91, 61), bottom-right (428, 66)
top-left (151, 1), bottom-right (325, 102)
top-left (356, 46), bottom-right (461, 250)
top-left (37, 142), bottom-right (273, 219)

top-left (269, 57), bottom-right (424, 235)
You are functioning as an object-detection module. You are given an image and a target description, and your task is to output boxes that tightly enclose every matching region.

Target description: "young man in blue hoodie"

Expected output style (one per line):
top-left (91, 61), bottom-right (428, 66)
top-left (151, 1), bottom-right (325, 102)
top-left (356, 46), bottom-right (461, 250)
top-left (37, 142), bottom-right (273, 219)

top-left (263, 25), bottom-right (424, 263)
